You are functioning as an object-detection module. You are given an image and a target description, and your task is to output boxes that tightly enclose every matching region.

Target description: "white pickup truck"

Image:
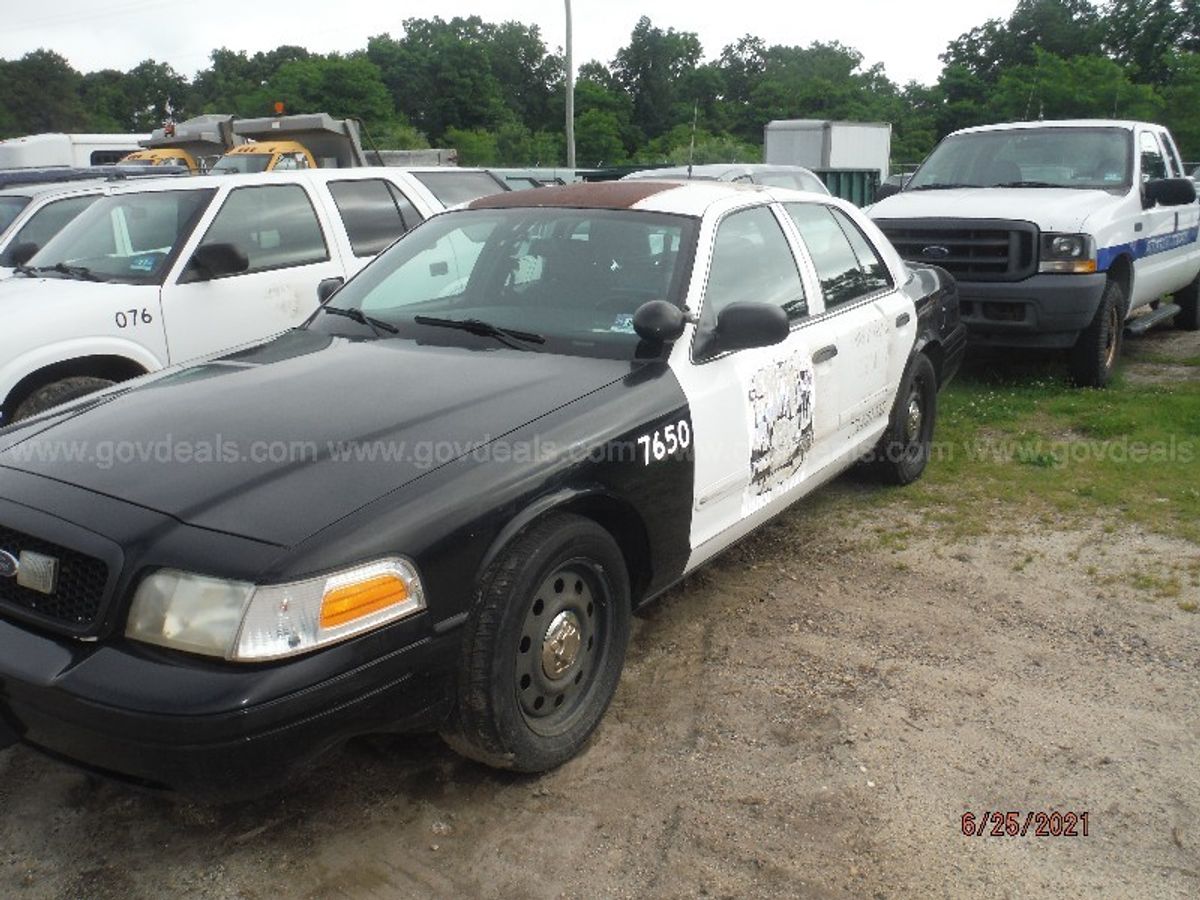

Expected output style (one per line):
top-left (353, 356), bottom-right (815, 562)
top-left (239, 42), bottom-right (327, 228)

top-left (870, 120), bottom-right (1200, 386)
top-left (0, 167), bottom-right (503, 423)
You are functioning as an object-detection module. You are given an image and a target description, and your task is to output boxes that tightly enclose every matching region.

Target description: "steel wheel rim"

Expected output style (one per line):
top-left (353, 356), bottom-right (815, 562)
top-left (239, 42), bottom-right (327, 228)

top-left (904, 390), bottom-right (924, 444)
top-left (515, 560), bottom-right (610, 735)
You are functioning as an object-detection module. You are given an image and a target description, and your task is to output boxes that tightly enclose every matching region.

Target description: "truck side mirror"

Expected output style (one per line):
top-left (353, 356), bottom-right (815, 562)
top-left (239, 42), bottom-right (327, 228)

top-left (875, 182), bottom-right (901, 201)
top-left (185, 242), bottom-right (249, 281)
top-left (317, 277), bottom-right (344, 303)
top-left (8, 242), bottom-right (38, 267)
top-left (1143, 177), bottom-right (1196, 208)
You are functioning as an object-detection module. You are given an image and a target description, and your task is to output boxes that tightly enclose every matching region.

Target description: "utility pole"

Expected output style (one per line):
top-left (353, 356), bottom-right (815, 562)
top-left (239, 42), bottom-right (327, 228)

top-left (565, 0), bottom-right (576, 169)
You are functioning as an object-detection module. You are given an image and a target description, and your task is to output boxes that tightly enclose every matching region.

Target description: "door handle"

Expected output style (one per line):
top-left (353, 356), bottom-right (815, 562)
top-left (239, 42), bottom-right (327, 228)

top-left (896, 312), bottom-right (911, 327)
top-left (813, 344), bottom-right (838, 364)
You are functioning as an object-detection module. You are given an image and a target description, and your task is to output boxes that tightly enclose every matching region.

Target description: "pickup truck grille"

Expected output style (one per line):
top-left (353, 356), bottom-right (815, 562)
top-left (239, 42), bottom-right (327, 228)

top-left (875, 218), bottom-right (1038, 283)
top-left (0, 525), bottom-right (109, 631)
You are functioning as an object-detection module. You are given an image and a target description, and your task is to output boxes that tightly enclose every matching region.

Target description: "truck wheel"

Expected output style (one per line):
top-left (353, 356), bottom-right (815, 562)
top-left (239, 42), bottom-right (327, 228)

top-left (1174, 273), bottom-right (1200, 331)
top-left (442, 514), bottom-right (630, 772)
top-left (870, 353), bottom-right (937, 486)
top-left (12, 377), bottom-right (115, 422)
top-left (1070, 279), bottom-right (1125, 388)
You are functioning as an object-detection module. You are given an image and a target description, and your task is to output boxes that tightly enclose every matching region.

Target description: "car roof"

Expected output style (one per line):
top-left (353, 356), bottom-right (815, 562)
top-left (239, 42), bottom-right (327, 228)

top-left (0, 179), bottom-right (111, 200)
top-left (466, 179), bottom-right (817, 217)
top-left (96, 166), bottom-right (499, 196)
top-left (951, 119), bottom-right (1144, 137)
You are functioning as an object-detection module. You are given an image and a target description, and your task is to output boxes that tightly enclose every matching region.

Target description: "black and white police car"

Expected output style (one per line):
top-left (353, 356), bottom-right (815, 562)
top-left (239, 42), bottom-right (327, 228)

top-left (0, 181), bottom-right (965, 797)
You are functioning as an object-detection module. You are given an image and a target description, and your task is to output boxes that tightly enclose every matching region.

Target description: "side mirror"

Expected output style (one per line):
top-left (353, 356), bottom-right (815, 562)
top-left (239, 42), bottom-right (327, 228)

top-left (317, 276), bottom-right (344, 304)
top-left (713, 302), bottom-right (790, 352)
top-left (8, 242), bottom-right (39, 267)
top-left (186, 242), bottom-right (249, 281)
top-left (1143, 177), bottom-right (1197, 208)
top-left (632, 300), bottom-right (687, 342)
top-left (875, 182), bottom-right (901, 201)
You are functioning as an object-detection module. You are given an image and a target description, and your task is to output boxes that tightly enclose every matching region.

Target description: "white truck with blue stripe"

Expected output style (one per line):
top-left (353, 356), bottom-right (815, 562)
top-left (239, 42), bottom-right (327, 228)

top-left (870, 120), bottom-right (1200, 386)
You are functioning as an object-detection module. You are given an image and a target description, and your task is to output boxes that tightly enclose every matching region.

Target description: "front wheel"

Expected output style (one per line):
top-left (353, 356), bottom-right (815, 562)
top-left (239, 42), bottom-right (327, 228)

top-left (12, 376), bottom-right (116, 422)
top-left (1070, 279), bottom-right (1125, 387)
top-left (443, 514), bottom-right (630, 772)
top-left (869, 353), bottom-right (938, 486)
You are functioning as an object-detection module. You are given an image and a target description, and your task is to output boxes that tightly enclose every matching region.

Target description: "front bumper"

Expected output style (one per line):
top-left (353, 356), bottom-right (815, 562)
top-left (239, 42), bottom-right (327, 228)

top-left (0, 616), bottom-right (459, 799)
top-left (956, 273), bottom-right (1108, 349)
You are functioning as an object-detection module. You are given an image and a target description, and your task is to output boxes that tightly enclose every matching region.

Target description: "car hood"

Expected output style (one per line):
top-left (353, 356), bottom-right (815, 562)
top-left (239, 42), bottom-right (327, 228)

top-left (0, 330), bottom-right (634, 546)
top-left (870, 187), bottom-right (1123, 232)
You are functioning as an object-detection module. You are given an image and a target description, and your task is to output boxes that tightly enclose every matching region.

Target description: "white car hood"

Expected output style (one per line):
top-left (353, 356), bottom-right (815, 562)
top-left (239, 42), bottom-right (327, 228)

top-left (0, 274), bottom-right (156, 316)
top-left (869, 187), bottom-right (1123, 233)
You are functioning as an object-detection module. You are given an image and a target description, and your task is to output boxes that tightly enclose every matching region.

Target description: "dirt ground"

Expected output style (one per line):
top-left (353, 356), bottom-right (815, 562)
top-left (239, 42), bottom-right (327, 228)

top-left (2, 333), bottom-right (1198, 900)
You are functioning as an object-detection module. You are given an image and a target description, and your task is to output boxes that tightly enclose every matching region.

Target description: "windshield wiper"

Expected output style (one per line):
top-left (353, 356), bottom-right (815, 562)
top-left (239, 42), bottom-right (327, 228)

top-left (413, 315), bottom-right (546, 347)
top-left (989, 180), bottom-right (1059, 188)
top-left (321, 305), bottom-right (399, 336)
top-left (26, 262), bottom-right (105, 281)
top-left (908, 183), bottom-right (973, 192)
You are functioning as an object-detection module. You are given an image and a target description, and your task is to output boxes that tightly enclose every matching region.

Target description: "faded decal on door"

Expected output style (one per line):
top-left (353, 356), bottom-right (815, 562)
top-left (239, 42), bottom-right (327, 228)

top-left (745, 350), bottom-right (814, 512)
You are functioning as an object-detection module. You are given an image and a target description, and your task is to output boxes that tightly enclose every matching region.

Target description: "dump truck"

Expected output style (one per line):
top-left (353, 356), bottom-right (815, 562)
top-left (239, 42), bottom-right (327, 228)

top-left (119, 115), bottom-right (239, 173)
top-left (210, 113), bottom-right (373, 174)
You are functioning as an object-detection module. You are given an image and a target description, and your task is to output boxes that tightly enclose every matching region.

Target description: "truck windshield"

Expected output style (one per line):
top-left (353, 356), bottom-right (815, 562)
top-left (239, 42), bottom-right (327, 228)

top-left (211, 154), bottom-right (273, 174)
top-left (309, 207), bottom-right (698, 360)
top-left (27, 188), bottom-right (216, 284)
top-left (0, 196), bottom-right (31, 236)
top-left (908, 127), bottom-right (1132, 191)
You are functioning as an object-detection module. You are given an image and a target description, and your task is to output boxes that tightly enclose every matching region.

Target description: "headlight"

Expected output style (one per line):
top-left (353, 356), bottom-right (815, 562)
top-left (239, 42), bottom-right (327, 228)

top-left (1039, 233), bottom-right (1097, 273)
top-left (126, 558), bottom-right (425, 661)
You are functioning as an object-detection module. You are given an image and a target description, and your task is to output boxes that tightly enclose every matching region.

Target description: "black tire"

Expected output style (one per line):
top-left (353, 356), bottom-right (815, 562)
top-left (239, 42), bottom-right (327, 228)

top-left (1070, 279), bottom-right (1125, 387)
top-left (12, 376), bottom-right (116, 422)
top-left (1174, 272), bottom-right (1200, 331)
top-left (442, 513), bottom-right (630, 772)
top-left (869, 353), bottom-right (938, 486)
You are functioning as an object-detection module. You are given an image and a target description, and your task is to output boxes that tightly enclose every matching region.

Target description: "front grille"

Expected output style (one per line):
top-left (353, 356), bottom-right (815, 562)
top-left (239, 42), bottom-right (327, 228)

top-left (877, 218), bottom-right (1038, 282)
top-left (0, 525), bottom-right (109, 629)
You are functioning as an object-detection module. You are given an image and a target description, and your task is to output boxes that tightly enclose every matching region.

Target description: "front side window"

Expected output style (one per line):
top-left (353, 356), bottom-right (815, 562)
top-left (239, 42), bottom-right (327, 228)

top-left (701, 206), bottom-right (807, 333)
top-left (0, 196), bottom-right (31, 236)
top-left (0, 195), bottom-right (98, 266)
top-left (1139, 132), bottom-right (1167, 181)
top-left (310, 207), bottom-right (697, 360)
top-left (329, 179), bottom-right (420, 257)
top-left (786, 203), bottom-right (890, 309)
top-left (189, 184), bottom-right (328, 278)
top-left (27, 189), bottom-right (215, 284)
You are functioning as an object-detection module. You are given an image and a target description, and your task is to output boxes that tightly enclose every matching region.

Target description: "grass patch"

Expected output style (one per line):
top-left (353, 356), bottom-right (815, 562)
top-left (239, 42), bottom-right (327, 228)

top-left (906, 356), bottom-right (1200, 544)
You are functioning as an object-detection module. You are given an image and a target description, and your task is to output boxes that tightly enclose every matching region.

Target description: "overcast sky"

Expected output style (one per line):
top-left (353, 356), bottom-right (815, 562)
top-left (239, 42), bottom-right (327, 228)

top-left (2, 1), bottom-right (1019, 86)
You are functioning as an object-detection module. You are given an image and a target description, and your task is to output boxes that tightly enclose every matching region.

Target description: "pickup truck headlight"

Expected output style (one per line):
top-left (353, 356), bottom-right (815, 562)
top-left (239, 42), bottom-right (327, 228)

top-left (1039, 233), bottom-right (1097, 273)
top-left (126, 559), bottom-right (425, 661)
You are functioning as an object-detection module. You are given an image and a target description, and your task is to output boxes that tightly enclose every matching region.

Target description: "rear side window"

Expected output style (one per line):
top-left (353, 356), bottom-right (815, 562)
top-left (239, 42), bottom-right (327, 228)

top-left (413, 171), bottom-right (507, 206)
top-left (786, 203), bottom-right (892, 309)
top-left (0, 195), bottom-right (98, 266)
top-left (195, 184), bottom-right (328, 276)
top-left (329, 179), bottom-right (423, 257)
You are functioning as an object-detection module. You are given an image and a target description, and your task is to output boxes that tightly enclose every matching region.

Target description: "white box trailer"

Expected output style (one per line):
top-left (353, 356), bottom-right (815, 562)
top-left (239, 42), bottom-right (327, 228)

top-left (0, 133), bottom-right (149, 169)
top-left (764, 120), bottom-right (892, 180)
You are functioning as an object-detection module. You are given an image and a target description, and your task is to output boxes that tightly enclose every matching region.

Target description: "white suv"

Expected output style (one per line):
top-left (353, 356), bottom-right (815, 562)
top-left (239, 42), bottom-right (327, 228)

top-left (0, 167), bottom-right (502, 423)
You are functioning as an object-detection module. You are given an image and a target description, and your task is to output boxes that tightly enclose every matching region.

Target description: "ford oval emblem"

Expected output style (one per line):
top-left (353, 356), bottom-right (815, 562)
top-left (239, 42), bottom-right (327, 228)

top-left (922, 245), bottom-right (951, 259)
top-left (0, 550), bottom-right (17, 579)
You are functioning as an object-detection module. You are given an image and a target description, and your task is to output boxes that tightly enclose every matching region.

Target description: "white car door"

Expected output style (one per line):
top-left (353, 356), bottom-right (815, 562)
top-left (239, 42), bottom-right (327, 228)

top-left (781, 202), bottom-right (898, 468)
top-left (671, 203), bottom-right (822, 568)
top-left (162, 182), bottom-right (345, 364)
top-left (1132, 128), bottom-right (1193, 305)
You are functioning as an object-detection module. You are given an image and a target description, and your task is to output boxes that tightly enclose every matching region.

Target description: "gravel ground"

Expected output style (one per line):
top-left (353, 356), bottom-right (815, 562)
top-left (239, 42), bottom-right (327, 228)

top-left (1, 332), bottom-right (1198, 900)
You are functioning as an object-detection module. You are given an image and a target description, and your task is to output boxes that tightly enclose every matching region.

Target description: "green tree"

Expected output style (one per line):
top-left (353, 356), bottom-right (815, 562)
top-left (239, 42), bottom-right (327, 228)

top-left (612, 17), bottom-right (703, 140)
top-left (0, 50), bottom-right (87, 136)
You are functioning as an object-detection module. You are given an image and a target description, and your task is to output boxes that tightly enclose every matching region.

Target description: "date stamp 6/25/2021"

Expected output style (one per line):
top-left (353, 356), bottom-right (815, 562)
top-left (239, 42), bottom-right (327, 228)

top-left (961, 811), bottom-right (1090, 838)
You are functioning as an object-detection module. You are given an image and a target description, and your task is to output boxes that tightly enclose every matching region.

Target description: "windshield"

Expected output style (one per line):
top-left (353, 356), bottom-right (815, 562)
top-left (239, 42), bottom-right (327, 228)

top-left (907, 127), bottom-right (1132, 191)
top-left (0, 196), bottom-right (31, 236)
top-left (309, 207), bottom-right (698, 360)
top-left (211, 153), bottom-right (273, 175)
top-left (28, 188), bottom-right (215, 284)
top-left (413, 171), bottom-right (508, 206)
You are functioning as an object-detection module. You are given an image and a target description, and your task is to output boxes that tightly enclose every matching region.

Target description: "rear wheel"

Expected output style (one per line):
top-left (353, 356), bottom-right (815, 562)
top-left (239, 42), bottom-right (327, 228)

top-left (1070, 279), bottom-right (1125, 387)
top-left (443, 514), bottom-right (630, 772)
top-left (869, 353), bottom-right (938, 486)
top-left (1174, 272), bottom-right (1200, 331)
top-left (12, 376), bottom-right (115, 422)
